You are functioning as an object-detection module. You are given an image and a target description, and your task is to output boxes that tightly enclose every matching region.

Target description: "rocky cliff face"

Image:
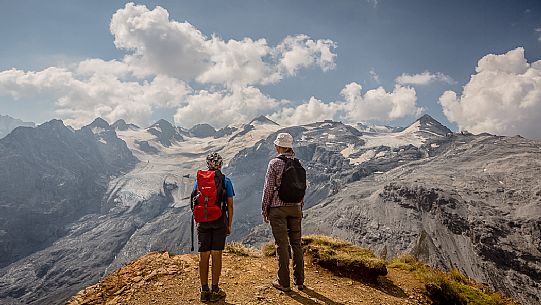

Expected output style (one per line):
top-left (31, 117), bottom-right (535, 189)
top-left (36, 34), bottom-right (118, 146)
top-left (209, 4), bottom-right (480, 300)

top-left (0, 118), bottom-right (138, 304)
top-left (189, 123), bottom-right (217, 138)
top-left (232, 117), bottom-right (448, 241)
top-left (146, 119), bottom-right (184, 147)
top-left (301, 135), bottom-right (541, 305)
top-left (0, 119), bottom-right (137, 268)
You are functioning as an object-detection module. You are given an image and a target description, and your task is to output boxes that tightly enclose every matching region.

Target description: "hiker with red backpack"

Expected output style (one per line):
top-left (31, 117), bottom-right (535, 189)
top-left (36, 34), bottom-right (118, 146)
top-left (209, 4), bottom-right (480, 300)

top-left (262, 132), bottom-right (307, 292)
top-left (190, 153), bottom-right (234, 303)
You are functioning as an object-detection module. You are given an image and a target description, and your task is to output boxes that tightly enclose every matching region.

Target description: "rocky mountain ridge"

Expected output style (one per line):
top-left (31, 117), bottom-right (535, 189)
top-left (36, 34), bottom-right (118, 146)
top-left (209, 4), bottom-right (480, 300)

top-left (300, 134), bottom-right (540, 304)
top-left (0, 114), bottom-right (35, 139)
top-left (0, 114), bottom-right (539, 304)
top-left (65, 249), bottom-right (432, 305)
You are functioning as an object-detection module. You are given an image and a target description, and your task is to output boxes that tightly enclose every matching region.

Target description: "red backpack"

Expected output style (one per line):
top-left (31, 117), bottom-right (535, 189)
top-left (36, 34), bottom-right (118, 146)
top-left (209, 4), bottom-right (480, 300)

top-left (191, 169), bottom-right (226, 223)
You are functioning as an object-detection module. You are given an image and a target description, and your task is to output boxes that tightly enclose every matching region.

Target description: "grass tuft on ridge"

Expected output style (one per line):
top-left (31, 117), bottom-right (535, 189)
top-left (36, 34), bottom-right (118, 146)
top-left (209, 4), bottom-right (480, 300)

top-left (262, 241), bottom-right (277, 257)
top-left (301, 235), bottom-right (387, 280)
top-left (224, 242), bottom-right (256, 257)
top-left (389, 255), bottom-right (517, 305)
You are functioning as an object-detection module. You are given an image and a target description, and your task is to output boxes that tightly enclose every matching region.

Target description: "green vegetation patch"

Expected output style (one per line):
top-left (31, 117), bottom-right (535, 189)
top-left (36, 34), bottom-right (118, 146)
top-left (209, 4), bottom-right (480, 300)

top-left (302, 235), bottom-right (387, 280)
top-left (389, 255), bottom-right (517, 305)
top-left (388, 255), bottom-right (429, 273)
top-left (224, 242), bottom-right (255, 257)
top-left (262, 241), bottom-right (277, 257)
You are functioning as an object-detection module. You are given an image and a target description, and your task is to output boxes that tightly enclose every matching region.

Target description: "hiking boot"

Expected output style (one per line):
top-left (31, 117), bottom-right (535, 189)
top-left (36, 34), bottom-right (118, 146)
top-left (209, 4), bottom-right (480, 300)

top-left (295, 284), bottom-right (305, 291)
top-left (209, 288), bottom-right (226, 302)
top-left (200, 289), bottom-right (211, 302)
top-left (272, 279), bottom-right (291, 292)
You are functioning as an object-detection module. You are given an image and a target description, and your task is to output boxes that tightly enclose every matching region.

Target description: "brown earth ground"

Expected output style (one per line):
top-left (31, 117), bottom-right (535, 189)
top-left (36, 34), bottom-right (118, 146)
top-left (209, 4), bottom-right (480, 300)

top-left (67, 251), bottom-right (431, 305)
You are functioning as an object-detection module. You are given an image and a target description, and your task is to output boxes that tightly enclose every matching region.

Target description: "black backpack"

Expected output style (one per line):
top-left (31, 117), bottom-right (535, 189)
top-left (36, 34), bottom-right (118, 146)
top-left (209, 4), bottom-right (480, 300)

top-left (275, 155), bottom-right (307, 203)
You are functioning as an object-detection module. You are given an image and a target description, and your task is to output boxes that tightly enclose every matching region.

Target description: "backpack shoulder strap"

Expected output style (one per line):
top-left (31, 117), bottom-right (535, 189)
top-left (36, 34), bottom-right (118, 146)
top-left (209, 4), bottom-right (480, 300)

top-left (275, 155), bottom-right (292, 163)
top-left (213, 170), bottom-right (227, 204)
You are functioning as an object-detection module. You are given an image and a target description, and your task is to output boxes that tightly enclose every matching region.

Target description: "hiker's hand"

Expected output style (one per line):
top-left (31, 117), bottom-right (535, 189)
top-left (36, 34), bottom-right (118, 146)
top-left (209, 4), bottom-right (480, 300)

top-left (263, 215), bottom-right (269, 223)
top-left (226, 225), bottom-right (232, 236)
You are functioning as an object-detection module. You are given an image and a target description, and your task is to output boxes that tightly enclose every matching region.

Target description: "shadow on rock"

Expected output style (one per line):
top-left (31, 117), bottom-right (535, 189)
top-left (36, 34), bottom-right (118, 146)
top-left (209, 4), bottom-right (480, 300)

top-left (288, 288), bottom-right (345, 305)
top-left (204, 300), bottom-right (235, 305)
top-left (369, 276), bottom-right (408, 298)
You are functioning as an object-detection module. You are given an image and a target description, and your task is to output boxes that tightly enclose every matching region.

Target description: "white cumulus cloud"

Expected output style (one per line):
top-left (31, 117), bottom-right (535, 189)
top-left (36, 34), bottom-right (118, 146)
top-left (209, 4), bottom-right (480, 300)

top-left (269, 82), bottom-right (421, 126)
top-left (439, 47), bottom-right (541, 139)
top-left (341, 82), bottom-right (421, 121)
top-left (0, 2), bottom-right (337, 128)
top-left (174, 86), bottom-right (283, 128)
top-left (396, 71), bottom-right (455, 86)
top-left (0, 67), bottom-right (191, 127)
top-left (270, 97), bottom-right (343, 126)
top-left (273, 35), bottom-right (336, 78)
top-left (110, 3), bottom-right (336, 86)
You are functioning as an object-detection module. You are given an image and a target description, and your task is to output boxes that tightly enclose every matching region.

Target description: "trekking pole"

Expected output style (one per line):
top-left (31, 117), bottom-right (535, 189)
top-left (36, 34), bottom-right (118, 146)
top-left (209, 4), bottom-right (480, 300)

top-left (190, 193), bottom-right (196, 252)
top-left (191, 214), bottom-right (195, 252)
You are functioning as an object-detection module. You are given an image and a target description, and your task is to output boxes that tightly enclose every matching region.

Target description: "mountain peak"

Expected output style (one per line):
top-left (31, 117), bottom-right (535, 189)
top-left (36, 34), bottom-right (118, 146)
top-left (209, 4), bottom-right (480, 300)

top-left (112, 119), bottom-right (139, 131)
top-left (417, 114), bottom-right (438, 124)
top-left (151, 119), bottom-right (174, 129)
top-left (249, 115), bottom-right (279, 126)
top-left (189, 123), bottom-right (216, 138)
top-left (112, 119), bottom-right (127, 126)
top-left (0, 115), bottom-right (35, 139)
top-left (38, 119), bottom-right (68, 130)
top-left (88, 117), bottom-right (110, 129)
top-left (404, 114), bottom-right (451, 136)
top-left (146, 119), bottom-right (183, 146)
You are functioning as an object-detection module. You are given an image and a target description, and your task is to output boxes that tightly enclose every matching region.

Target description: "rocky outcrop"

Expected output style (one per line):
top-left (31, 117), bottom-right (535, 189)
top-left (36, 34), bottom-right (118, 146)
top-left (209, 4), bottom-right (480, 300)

top-left (134, 140), bottom-right (160, 154)
top-left (112, 119), bottom-right (139, 131)
top-left (146, 119), bottom-right (183, 147)
top-left (189, 123), bottom-right (216, 138)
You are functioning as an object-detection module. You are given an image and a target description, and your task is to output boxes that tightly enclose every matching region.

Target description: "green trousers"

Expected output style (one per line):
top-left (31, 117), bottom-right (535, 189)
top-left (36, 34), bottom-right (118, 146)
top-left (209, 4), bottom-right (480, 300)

top-left (269, 205), bottom-right (304, 287)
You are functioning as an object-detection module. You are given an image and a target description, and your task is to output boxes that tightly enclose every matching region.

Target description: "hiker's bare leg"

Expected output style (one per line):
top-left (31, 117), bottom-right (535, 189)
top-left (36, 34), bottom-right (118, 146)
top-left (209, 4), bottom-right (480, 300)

top-left (211, 250), bottom-right (222, 286)
top-left (199, 251), bottom-right (211, 286)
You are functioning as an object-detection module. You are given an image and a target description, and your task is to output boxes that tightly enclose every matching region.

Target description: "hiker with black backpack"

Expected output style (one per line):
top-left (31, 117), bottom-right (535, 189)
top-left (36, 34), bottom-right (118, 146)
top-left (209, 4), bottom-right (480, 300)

top-left (262, 132), bottom-right (307, 292)
top-left (190, 153), bottom-right (235, 303)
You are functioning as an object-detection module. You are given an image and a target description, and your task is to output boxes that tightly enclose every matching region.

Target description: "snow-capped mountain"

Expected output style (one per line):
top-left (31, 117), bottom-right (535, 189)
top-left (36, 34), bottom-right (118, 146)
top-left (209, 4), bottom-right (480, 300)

top-left (0, 115), bottom-right (539, 305)
top-left (111, 119), bottom-right (139, 131)
top-left (0, 114), bottom-right (35, 139)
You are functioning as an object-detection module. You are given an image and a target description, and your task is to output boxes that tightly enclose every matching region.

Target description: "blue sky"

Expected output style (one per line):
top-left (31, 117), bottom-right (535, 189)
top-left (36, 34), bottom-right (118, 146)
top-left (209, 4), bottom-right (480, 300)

top-left (1, 0), bottom-right (540, 136)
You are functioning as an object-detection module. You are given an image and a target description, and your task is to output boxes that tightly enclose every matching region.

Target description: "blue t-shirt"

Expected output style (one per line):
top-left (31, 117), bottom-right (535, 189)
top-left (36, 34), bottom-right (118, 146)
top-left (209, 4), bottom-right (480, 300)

top-left (193, 176), bottom-right (235, 198)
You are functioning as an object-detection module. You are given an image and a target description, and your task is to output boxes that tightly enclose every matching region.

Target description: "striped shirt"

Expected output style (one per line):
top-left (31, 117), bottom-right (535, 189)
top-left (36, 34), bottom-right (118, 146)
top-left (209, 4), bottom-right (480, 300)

top-left (261, 153), bottom-right (303, 217)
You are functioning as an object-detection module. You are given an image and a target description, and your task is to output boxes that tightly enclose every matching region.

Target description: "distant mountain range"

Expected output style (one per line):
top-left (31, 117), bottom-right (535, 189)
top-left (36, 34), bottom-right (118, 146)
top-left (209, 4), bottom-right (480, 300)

top-left (0, 114), bottom-right (539, 305)
top-left (0, 115), bottom-right (35, 139)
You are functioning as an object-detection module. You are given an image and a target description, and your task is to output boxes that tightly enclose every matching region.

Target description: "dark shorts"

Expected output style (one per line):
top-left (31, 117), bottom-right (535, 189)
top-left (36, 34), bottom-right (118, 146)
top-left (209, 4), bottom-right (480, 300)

top-left (197, 216), bottom-right (227, 252)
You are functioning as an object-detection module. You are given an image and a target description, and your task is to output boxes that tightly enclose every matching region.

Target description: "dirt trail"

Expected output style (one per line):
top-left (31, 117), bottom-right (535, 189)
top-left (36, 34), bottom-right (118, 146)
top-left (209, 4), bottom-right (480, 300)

top-left (67, 252), bottom-right (431, 305)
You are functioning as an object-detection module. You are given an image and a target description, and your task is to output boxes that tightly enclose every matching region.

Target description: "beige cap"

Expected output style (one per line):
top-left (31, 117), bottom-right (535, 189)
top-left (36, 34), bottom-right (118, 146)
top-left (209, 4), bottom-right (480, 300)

top-left (273, 132), bottom-right (294, 148)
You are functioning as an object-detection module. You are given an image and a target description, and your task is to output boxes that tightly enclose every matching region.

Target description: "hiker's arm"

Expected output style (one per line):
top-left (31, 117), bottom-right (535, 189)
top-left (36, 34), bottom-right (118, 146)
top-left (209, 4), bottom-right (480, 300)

top-left (261, 160), bottom-right (276, 222)
top-left (226, 197), bottom-right (234, 235)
